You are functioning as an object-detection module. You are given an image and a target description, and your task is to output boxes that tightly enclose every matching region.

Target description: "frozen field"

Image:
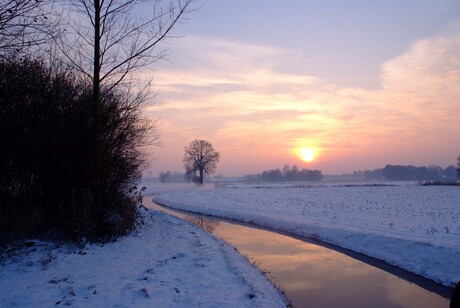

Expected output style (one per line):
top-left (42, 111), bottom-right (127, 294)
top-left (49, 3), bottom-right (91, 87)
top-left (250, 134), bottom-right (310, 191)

top-left (154, 183), bottom-right (460, 287)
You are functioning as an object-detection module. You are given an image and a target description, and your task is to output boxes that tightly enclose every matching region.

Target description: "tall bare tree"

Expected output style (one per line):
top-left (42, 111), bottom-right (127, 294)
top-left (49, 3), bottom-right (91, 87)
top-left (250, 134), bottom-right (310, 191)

top-left (55, 0), bottom-right (192, 205)
top-left (183, 140), bottom-right (220, 184)
top-left (0, 0), bottom-right (60, 56)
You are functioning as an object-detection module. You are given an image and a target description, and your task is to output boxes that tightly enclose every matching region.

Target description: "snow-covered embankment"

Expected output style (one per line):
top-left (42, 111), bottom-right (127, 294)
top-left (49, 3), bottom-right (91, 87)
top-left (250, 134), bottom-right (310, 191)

top-left (0, 207), bottom-right (287, 307)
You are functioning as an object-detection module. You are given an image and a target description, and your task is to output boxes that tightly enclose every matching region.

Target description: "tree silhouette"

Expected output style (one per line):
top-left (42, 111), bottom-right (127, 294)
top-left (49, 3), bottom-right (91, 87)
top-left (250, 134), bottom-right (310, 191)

top-left (0, 58), bottom-right (150, 239)
top-left (183, 140), bottom-right (220, 184)
top-left (159, 171), bottom-right (171, 183)
top-left (54, 0), bottom-right (191, 207)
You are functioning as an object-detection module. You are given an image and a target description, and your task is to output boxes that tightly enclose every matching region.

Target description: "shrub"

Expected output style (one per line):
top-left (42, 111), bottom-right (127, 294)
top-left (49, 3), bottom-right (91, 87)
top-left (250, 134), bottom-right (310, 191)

top-left (0, 57), bottom-right (150, 241)
top-left (418, 180), bottom-right (460, 186)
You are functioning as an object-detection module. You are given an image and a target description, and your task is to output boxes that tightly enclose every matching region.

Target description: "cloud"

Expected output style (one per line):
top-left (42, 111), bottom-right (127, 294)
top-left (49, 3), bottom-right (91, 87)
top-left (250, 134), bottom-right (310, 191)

top-left (155, 36), bottom-right (320, 95)
top-left (381, 31), bottom-right (460, 94)
top-left (148, 26), bottom-right (460, 175)
top-left (376, 24), bottom-right (460, 134)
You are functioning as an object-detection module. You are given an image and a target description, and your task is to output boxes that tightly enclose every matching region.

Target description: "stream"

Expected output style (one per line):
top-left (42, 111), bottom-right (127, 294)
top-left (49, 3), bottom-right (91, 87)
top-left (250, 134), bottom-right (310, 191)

top-left (144, 196), bottom-right (451, 307)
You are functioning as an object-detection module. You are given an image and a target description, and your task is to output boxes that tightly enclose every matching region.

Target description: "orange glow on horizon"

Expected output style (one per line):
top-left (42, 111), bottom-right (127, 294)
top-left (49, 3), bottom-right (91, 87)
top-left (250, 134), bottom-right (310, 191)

top-left (146, 27), bottom-right (460, 176)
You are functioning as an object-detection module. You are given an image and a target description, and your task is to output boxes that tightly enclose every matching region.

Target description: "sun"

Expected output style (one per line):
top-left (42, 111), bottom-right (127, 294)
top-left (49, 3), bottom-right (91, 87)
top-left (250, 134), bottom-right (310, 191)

top-left (300, 148), bottom-right (316, 162)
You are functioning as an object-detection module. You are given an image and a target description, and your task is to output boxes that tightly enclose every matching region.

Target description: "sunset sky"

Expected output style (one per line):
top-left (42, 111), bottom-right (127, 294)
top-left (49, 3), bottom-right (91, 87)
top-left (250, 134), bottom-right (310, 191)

top-left (143, 0), bottom-right (460, 177)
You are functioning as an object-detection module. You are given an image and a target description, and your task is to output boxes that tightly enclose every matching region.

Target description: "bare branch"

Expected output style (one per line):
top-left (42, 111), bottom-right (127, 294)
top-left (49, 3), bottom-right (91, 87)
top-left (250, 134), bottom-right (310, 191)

top-left (0, 0), bottom-right (63, 56)
top-left (59, 0), bottom-right (193, 87)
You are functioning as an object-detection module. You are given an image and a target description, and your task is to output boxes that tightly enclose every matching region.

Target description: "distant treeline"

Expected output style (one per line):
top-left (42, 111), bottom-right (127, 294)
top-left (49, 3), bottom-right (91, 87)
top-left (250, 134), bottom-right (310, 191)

top-left (330, 164), bottom-right (458, 181)
top-left (151, 163), bottom-right (459, 183)
top-left (157, 171), bottom-right (189, 183)
top-left (146, 170), bottom-right (214, 183)
top-left (382, 164), bottom-right (458, 181)
top-left (244, 165), bottom-right (323, 182)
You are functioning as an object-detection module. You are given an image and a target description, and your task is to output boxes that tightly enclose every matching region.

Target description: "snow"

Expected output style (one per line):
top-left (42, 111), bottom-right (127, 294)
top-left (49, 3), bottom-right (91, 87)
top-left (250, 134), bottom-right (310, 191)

top-left (0, 207), bottom-right (287, 307)
top-left (153, 182), bottom-right (460, 287)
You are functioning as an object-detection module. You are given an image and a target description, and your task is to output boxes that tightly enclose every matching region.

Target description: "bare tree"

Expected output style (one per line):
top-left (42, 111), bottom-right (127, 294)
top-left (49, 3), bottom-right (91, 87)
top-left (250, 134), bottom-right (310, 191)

top-left (57, 0), bottom-right (193, 102)
top-left (54, 0), bottom-right (191, 206)
top-left (183, 140), bottom-right (220, 184)
top-left (0, 0), bottom-right (60, 56)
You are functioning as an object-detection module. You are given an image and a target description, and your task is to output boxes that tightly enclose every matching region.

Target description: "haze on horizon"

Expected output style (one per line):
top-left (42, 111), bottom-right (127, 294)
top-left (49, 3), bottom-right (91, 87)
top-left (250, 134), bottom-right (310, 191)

top-left (142, 0), bottom-right (460, 178)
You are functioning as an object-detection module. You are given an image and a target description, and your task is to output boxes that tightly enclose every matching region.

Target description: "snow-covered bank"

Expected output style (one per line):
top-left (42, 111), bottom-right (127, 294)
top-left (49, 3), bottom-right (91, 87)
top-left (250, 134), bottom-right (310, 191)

top-left (154, 183), bottom-right (460, 287)
top-left (0, 207), bottom-right (287, 307)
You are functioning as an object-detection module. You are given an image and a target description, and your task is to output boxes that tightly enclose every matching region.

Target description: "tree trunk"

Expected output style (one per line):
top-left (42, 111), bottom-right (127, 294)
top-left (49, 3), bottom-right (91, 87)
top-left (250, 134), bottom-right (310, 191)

top-left (93, 0), bottom-right (100, 108)
top-left (93, 0), bottom-right (101, 207)
top-left (199, 168), bottom-right (204, 184)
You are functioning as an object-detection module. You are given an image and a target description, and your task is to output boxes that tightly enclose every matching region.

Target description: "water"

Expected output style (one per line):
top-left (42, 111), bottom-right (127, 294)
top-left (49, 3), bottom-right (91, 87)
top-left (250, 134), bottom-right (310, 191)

top-left (144, 197), bottom-right (450, 307)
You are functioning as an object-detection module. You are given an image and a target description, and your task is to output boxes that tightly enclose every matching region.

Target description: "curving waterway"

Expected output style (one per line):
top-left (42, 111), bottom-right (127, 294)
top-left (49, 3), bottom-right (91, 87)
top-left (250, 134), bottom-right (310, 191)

top-left (144, 196), bottom-right (451, 307)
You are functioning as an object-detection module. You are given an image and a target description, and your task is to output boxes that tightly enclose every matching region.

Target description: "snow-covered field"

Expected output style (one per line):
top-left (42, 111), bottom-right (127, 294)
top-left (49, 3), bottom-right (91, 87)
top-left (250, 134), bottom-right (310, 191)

top-left (0, 207), bottom-right (286, 307)
top-left (154, 182), bottom-right (460, 287)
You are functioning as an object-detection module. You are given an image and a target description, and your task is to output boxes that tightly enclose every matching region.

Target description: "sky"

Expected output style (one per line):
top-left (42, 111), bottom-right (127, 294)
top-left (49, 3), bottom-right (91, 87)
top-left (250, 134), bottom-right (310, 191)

top-left (143, 0), bottom-right (460, 177)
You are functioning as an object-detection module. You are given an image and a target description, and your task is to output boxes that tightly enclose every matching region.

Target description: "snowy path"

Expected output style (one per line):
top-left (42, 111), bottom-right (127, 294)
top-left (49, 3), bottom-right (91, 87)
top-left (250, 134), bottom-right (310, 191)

top-left (0, 207), bottom-right (286, 307)
top-left (153, 183), bottom-right (460, 287)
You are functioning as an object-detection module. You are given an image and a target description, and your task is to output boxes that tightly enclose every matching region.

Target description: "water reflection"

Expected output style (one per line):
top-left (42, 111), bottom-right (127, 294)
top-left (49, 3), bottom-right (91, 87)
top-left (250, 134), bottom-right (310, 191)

top-left (185, 217), bottom-right (219, 233)
top-left (147, 199), bottom-right (449, 308)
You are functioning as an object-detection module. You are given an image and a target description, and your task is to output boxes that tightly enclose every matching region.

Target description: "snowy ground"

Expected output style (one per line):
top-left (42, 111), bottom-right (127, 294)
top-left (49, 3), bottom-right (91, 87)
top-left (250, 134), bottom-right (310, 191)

top-left (0, 206), bottom-right (287, 307)
top-left (153, 182), bottom-right (460, 287)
